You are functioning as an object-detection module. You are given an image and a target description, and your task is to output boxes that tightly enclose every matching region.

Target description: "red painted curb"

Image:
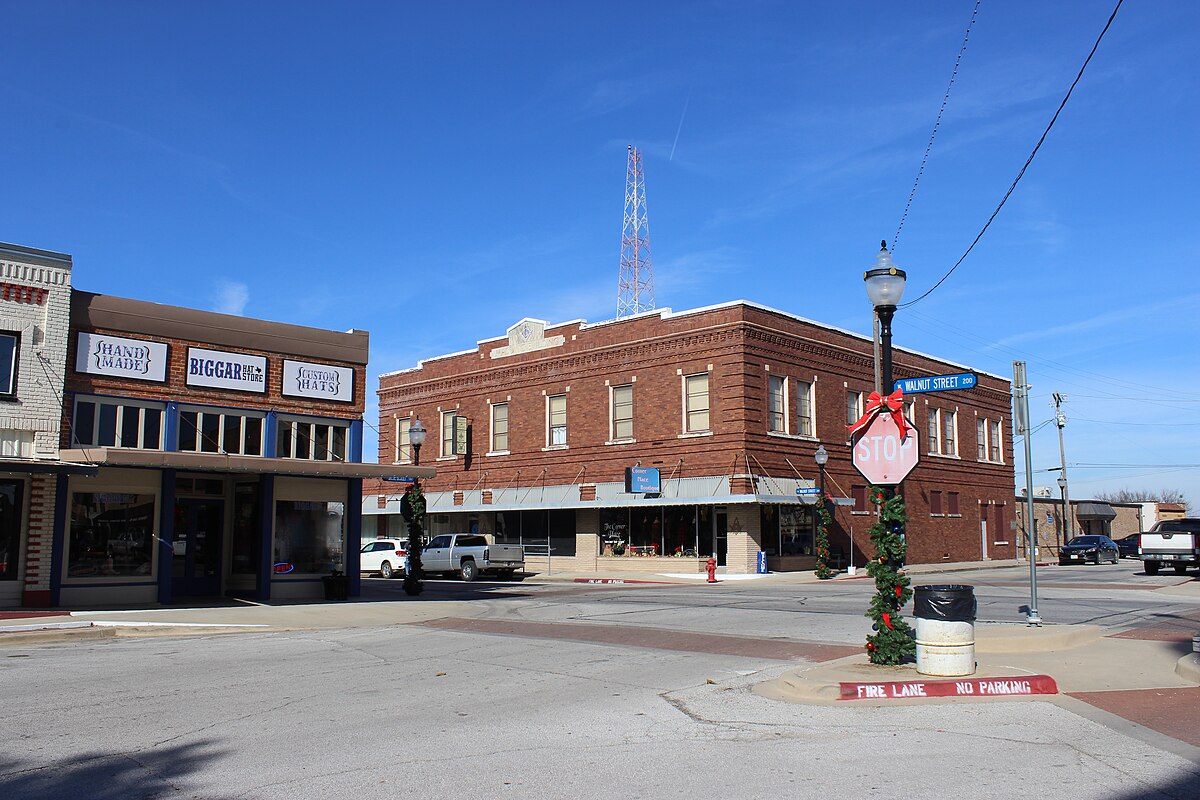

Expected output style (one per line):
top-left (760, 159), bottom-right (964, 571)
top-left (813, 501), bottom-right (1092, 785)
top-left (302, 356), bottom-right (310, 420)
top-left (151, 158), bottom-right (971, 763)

top-left (572, 578), bottom-right (678, 585)
top-left (839, 674), bottom-right (1058, 700)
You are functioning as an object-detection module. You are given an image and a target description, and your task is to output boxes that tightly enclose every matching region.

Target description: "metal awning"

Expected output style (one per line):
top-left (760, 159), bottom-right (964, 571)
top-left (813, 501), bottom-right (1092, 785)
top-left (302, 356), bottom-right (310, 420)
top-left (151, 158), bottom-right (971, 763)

top-left (1076, 502), bottom-right (1117, 520)
top-left (0, 458), bottom-right (99, 476)
top-left (58, 448), bottom-right (437, 481)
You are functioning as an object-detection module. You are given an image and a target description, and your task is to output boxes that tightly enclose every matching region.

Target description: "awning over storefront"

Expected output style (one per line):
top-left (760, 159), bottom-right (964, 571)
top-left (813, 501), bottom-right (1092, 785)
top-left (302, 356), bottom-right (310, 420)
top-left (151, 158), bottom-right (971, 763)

top-left (58, 448), bottom-right (436, 480)
top-left (0, 458), bottom-right (99, 476)
top-left (1075, 502), bottom-right (1117, 520)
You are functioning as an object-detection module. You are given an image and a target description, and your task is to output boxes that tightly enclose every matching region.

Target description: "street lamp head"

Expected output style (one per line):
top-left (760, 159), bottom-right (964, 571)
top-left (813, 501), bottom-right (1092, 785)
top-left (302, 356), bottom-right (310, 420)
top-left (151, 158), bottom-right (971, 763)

top-left (814, 444), bottom-right (829, 466)
top-left (864, 244), bottom-right (907, 309)
top-left (409, 418), bottom-right (427, 447)
top-left (1057, 475), bottom-right (1067, 490)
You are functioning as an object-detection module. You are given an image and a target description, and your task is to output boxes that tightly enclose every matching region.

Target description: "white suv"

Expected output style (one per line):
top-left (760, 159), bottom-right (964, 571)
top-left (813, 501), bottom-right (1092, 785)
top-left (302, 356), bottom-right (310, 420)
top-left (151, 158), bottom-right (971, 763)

top-left (360, 539), bottom-right (407, 579)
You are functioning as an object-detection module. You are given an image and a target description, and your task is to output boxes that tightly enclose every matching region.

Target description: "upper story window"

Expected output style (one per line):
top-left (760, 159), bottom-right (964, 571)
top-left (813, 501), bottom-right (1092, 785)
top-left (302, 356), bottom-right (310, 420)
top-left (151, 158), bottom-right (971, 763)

top-left (684, 373), bottom-right (710, 433)
top-left (0, 332), bottom-right (17, 398)
top-left (440, 411), bottom-right (456, 458)
top-left (491, 403), bottom-right (509, 452)
top-left (611, 385), bottom-right (633, 441)
top-left (977, 418), bottom-right (1003, 463)
top-left (72, 395), bottom-right (165, 450)
top-left (928, 408), bottom-right (957, 456)
top-left (768, 375), bottom-right (786, 433)
top-left (846, 390), bottom-right (863, 428)
top-left (547, 394), bottom-right (567, 446)
top-left (180, 406), bottom-right (264, 456)
top-left (276, 415), bottom-right (348, 461)
top-left (796, 379), bottom-right (814, 437)
top-left (396, 417), bottom-right (411, 463)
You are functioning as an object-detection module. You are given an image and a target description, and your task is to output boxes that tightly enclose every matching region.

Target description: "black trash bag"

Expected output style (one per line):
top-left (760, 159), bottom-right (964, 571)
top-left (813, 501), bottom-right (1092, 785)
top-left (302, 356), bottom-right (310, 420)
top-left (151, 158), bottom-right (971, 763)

top-left (913, 584), bottom-right (976, 622)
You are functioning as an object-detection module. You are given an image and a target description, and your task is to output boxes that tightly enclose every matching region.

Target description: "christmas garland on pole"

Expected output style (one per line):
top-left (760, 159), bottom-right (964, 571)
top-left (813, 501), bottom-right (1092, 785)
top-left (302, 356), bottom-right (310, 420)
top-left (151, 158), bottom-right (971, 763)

top-left (865, 487), bottom-right (915, 665)
top-left (813, 493), bottom-right (835, 579)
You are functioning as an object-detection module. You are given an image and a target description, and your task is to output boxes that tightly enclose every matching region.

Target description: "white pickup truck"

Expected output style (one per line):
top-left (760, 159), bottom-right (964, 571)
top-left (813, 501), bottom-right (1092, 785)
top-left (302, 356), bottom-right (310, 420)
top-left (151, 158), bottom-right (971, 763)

top-left (1139, 518), bottom-right (1200, 575)
top-left (421, 533), bottom-right (525, 581)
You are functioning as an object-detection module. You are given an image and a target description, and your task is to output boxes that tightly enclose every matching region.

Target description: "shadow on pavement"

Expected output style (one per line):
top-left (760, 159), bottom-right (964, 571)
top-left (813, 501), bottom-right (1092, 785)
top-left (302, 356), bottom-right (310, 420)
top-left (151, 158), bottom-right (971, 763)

top-left (1110, 768), bottom-right (1200, 799)
top-left (0, 740), bottom-right (233, 800)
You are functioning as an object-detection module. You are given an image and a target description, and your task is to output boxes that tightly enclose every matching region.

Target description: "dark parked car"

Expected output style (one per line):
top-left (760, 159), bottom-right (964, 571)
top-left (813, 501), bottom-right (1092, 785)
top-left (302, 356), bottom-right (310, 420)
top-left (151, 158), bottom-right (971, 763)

top-left (1116, 534), bottom-right (1140, 559)
top-left (1059, 535), bottom-right (1119, 565)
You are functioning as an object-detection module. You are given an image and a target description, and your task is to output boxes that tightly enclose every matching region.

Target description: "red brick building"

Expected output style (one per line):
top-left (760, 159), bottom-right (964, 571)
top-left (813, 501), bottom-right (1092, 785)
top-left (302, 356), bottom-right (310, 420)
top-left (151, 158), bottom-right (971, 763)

top-left (366, 302), bottom-right (1016, 574)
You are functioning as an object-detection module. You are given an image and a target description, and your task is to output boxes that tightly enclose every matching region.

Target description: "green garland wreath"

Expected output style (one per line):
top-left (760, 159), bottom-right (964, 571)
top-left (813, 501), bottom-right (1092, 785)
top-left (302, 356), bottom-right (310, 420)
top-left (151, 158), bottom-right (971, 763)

top-left (813, 494), bottom-right (835, 579)
top-left (864, 487), bottom-right (915, 665)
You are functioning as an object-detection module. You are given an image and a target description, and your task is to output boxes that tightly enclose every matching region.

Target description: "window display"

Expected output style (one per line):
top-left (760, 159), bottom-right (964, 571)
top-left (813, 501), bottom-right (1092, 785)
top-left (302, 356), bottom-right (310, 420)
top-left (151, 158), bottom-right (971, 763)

top-left (68, 493), bottom-right (155, 578)
top-left (274, 500), bottom-right (344, 574)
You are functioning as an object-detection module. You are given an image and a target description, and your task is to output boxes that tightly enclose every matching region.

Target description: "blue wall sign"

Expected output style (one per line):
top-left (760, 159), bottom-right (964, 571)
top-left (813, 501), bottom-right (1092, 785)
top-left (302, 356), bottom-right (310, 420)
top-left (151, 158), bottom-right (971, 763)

top-left (625, 466), bottom-right (661, 493)
top-left (895, 372), bottom-right (977, 395)
top-left (796, 487), bottom-right (821, 495)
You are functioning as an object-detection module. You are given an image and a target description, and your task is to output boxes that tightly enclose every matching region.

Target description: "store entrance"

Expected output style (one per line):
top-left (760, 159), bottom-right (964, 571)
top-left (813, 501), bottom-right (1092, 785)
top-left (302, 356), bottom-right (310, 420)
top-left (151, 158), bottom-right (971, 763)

top-left (173, 498), bottom-right (224, 597)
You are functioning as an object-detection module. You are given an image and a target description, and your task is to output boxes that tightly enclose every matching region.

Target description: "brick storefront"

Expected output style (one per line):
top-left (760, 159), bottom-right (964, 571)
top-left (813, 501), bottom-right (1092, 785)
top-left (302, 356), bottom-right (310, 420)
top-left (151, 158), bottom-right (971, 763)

top-left (366, 302), bottom-right (1016, 574)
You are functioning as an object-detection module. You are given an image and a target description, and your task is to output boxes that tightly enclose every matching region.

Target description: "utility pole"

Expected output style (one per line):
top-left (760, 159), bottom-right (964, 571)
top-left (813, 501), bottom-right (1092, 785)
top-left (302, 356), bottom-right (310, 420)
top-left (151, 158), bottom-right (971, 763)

top-left (1053, 392), bottom-right (1070, 550)
top-left (1013, 361), bottom-right (1041, 626)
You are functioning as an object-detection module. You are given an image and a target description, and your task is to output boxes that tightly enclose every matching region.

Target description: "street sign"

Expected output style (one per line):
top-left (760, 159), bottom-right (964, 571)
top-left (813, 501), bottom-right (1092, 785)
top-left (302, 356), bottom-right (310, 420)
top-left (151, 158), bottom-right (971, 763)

top-left (851, 413), bottom-right (919, 485)
top-left (895, 372), bottom-right (977, 395)
top-left (382, 476), bottom-right (415, 483)
top-left (796, 487), bottom-right (821, 496)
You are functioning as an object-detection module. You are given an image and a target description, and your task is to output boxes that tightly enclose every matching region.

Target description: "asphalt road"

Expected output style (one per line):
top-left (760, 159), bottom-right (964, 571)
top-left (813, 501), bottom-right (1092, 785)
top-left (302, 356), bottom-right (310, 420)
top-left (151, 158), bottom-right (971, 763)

top-left (2, 561), bottom-right (1197, 799)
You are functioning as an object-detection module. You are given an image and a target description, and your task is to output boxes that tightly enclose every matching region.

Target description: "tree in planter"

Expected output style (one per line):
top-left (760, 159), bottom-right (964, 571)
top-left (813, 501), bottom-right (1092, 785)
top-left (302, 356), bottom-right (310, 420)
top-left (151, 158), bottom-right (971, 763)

top-left (813, 494), bottom-right (835, 579)
top-left (864, 488), bottom-right (915, 664)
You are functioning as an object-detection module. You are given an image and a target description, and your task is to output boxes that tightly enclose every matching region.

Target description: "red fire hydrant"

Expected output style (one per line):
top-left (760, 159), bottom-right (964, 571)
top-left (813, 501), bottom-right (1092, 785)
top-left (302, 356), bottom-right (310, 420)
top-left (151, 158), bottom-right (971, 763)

top-left (706, 557), bottom-right (717, 583)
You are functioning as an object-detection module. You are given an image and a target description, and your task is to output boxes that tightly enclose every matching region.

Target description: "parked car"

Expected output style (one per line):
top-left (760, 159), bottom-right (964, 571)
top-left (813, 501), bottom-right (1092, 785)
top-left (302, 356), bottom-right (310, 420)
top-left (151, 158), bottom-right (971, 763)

top-left (1115, 534), bottom-right (1140, 559)
top-left (1139, 518), bottom-right (1200, 575)
top-left (360, 538), bottom-right (407, 578)
top-left (1058, 535), bottom-right (1119, 565)
top-left (421, 533), bottom-right (525, 581)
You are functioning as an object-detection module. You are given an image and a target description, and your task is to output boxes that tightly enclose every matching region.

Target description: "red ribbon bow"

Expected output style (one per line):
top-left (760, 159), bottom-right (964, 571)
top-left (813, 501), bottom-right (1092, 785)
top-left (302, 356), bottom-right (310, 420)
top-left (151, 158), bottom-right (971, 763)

top-left (846, 388), bottom-right (910, 440)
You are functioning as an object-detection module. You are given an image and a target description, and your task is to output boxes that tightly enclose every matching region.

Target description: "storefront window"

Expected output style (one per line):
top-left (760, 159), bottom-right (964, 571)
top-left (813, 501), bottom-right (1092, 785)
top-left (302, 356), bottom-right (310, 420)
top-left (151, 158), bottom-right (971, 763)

top-left (494, 510), bottom-right (576, 557)
top-left (601, 506), bottom-right (697, 557)
top-left (780, 506), bottom-right (815, 556)
top-left (274, 500), bottom-right (344, 574)
top-left (68, 493), bottom-right (155, 578)
top-left (0, 479), bottom-right (22, 580)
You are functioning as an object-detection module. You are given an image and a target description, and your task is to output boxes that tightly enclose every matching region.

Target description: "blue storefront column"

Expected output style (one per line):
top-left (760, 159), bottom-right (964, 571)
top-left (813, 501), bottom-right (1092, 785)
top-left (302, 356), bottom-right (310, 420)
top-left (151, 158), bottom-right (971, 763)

top-left (157, 469), bottom-right (176, 605)
top-left (347, 478), bottom-right (362, 597)
top-left (257, 474), bottom-right (274, 602)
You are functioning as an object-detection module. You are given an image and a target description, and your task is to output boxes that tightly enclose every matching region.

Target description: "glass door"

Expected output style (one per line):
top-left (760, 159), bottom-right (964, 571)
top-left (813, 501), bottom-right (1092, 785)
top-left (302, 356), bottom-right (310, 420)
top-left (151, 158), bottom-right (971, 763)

top-left (173, 498), bottom-right (224, 598)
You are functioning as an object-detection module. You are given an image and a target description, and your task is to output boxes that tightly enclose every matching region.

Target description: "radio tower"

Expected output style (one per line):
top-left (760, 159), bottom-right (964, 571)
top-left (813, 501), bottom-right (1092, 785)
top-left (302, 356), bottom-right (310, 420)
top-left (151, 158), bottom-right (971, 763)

top-left (616, 144), bottom-right (655, 317)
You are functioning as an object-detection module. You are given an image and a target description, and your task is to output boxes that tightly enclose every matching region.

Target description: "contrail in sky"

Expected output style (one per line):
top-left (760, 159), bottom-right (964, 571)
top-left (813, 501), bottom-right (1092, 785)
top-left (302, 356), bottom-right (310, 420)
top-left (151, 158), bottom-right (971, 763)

top-left (669, 95), bottom-right (690, 161)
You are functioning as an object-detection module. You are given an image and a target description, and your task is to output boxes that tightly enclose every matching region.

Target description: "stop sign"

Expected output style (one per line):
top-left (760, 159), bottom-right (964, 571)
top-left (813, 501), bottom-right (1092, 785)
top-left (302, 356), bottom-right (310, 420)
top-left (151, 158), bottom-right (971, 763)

top-left (852, 412), bottom-right (919, 485)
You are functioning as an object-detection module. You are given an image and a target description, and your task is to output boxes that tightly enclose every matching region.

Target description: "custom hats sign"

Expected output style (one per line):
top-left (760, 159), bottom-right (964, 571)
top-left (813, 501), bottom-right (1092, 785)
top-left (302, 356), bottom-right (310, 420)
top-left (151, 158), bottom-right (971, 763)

top-left (281, 359), bottom-right (354, 403)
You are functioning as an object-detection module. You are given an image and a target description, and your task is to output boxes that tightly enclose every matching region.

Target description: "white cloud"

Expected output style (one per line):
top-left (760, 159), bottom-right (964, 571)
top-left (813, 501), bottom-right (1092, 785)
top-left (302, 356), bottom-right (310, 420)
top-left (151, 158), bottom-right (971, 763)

top-left (214, 280), bottom-right (249, 316)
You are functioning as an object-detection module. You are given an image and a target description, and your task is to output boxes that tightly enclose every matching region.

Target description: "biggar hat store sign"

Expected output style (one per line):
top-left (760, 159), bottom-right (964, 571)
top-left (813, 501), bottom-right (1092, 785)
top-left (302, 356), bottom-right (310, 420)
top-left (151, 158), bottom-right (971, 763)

top-left (848, 389), bottom-right (918, 485)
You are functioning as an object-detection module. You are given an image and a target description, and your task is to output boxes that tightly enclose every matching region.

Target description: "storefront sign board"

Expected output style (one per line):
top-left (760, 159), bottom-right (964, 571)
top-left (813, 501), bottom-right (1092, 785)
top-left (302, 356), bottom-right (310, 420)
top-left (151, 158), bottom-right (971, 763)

top-left (75, 332), bottom-right (167, 382)
top-left (281, 359), bottom-right (354, 403)
top-left (186, 347), bottom-right (266, 393)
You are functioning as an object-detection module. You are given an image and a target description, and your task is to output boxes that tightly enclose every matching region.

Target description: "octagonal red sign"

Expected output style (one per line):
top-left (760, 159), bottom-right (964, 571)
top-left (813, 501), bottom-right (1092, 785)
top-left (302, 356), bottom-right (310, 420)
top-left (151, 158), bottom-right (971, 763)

top-left (851, 413), bottom-right (919, 485)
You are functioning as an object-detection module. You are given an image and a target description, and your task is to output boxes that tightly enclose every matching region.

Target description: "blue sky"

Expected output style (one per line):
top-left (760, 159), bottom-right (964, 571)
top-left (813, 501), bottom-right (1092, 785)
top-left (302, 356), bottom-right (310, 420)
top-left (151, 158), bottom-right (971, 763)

top-left (3, 1), bottom-right (1196, 510)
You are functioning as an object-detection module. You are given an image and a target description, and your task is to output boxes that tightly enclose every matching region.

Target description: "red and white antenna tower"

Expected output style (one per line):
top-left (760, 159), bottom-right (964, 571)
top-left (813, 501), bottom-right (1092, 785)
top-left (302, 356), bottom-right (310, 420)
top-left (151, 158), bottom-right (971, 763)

top-left (617, 144), bottom-right (655, 318)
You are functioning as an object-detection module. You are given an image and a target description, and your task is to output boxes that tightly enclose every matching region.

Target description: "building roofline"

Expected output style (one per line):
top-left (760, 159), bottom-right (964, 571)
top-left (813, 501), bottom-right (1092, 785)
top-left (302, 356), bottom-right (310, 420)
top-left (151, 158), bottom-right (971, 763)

top-left (72, 291), bottom-right (371, 365)
top-left (0, 241), bottom-right (73, 269)
top-left (380, 299), bottom-right (1009, 383)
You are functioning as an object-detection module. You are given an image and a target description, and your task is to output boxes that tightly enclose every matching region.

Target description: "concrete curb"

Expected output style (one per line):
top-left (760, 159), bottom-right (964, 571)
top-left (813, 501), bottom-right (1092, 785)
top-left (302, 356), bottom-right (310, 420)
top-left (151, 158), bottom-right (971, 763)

top-left (975, 623), bottom-right (1102, 653)
top-left (1175, 653), bottom-right (1200, 684)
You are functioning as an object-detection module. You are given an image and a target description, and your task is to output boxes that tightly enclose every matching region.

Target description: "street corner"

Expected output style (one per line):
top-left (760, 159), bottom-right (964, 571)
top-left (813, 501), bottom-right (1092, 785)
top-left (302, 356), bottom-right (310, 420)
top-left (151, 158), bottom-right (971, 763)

top-left (756, 652), bottom-right (1062, 707)
top-left (1176, 652), bottom-right (1200, 684)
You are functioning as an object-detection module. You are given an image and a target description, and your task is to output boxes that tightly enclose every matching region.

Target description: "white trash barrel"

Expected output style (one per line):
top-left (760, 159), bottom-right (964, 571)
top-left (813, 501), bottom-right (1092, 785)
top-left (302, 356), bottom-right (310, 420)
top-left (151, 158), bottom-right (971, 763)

top-left (913, 585), bottom-right (976, 677)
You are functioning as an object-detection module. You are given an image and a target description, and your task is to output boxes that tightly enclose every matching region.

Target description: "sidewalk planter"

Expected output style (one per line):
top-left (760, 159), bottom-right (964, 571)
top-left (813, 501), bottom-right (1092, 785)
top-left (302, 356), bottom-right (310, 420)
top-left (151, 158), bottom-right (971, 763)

top-left (322, 571), bottom-right (349, 602)
top-left (913, 584), bottom-right (976, 677)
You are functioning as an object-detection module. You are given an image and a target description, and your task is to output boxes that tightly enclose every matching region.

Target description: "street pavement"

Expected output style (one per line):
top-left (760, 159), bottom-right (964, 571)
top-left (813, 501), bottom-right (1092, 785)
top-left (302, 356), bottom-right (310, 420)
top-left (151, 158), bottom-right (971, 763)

top-left (2, 560), bottom-right (1198, 798)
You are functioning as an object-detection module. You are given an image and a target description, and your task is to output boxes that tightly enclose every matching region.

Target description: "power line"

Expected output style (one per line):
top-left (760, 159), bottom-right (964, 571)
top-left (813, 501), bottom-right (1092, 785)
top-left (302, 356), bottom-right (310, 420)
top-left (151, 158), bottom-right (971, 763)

top-left (892, 0), bottom-right (982, 253)
top-left (901, 0), bottom-right (1125, 309)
